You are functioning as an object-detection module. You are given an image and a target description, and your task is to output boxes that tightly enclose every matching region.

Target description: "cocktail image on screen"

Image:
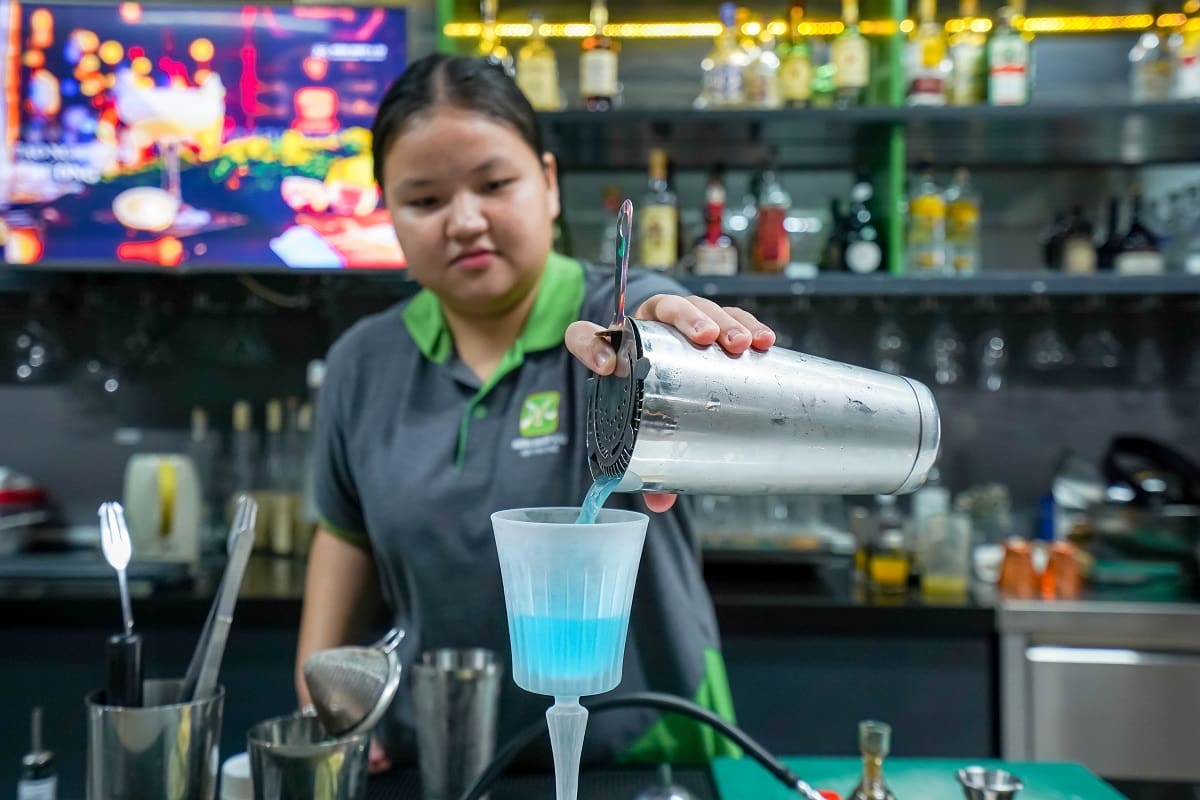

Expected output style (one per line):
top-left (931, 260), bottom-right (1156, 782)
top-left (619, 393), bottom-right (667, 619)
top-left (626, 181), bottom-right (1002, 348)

top-left (2, 0), bottom-right (407, 270)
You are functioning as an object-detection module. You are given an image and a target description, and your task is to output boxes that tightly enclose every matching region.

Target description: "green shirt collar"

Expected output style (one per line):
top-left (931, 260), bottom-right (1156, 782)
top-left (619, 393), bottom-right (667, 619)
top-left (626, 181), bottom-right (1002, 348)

top-left (402, 252), bottom-right (586, 365)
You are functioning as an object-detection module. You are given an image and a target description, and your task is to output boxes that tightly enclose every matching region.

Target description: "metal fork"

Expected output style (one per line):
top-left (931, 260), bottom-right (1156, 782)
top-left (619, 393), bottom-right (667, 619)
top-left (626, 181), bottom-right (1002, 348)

top-left (99, 501), bottom-right (134, 637)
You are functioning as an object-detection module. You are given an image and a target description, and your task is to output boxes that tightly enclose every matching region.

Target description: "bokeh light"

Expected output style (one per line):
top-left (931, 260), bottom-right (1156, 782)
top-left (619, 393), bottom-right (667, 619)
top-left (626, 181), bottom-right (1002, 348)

top-left (189, 37), bottom-right (214, 62)
top-left (119, 3), bottom-right (142, 23)
top-left (99, 40), bottom-right (124, 65)
top-left (131, 56), bottom-right (152, 75)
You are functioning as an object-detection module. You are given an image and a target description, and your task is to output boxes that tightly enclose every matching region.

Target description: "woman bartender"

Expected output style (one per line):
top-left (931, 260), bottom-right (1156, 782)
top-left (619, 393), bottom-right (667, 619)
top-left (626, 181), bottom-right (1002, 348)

top-left (294, 53), bottom-right (776, 772)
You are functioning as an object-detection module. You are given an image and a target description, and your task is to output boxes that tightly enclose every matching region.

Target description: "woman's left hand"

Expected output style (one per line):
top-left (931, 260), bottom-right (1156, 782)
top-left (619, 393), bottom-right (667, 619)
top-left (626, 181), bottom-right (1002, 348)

top-left (565, 294), bottom-right (776, 513)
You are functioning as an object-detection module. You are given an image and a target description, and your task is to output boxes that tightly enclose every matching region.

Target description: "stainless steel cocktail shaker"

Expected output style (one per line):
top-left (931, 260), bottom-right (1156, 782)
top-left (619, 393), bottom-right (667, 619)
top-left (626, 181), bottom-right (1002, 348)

top-left (586, 318), bottom-right (941, 496)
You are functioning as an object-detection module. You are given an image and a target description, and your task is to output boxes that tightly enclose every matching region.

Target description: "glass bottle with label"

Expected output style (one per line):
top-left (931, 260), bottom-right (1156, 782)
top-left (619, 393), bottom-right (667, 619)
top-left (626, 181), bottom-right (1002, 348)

top-left (1173, 0), bottom-right (1200, 99)
top-left (850, 720), bottom-right (898, 800)
top-left (1097, 196), bottom-right (1122, 271)
top-left (779, 0), bottom-right (813, 107)
top-left (692, 167), bottom-right (740, 276)
top-left (944, 167), bottom-right (980, 275)
top-left (753, 168), bottom-right (791, 273)
top-left (1130, 4), bottom-right (1173, 103)
top-left (906, 166), bottom-right (947, 274)
top-left (751, 20), bottom-right (783, 108)
top-left (735, 6), bottom-right (763, 103)
top-left (832, 0), bottom-right (870, 107)
top-left (810, 37), bottom-right (837, 107)
top-left (1060, 205), bottom-right (1097, 275)
top-left (580, 0), bottom-right (618, 111)
top-left (700, 2), bottom-right (747, 108)
top-left (475, 0), bottom-right (514, 77)
top-left (949, 0), bottom-right (987, 105)
top-left (640, 149), bottom-right (678, 272)
top-left (516, 12), bottom-right (561, 111)
top-left (907, 0), bottom-right (950, 106)
top-left (987, 5), bottom-right (1030, 105)
top-left (843, 178), bottom-right (883, 275)
top-left (1114, 190), bottom-right (1165, 276)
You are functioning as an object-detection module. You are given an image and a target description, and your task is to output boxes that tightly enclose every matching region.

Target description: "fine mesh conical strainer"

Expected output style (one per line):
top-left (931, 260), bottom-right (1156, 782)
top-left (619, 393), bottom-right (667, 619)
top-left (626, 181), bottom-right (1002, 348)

top-left (303, 628), bottom-right (404, 737)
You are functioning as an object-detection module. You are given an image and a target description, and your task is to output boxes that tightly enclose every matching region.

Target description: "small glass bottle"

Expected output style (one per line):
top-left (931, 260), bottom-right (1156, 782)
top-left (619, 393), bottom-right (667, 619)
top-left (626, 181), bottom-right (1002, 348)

top-left (949, 0), bottom-right (987, 105)
top-left (516, 12), bottom-right (561, 111)
top-left (907, 0), bottom-right (950, 106)
top-left (850, 720), bottom-right (897, 800)
top-left (692, 167), bottom-right (740, 276)
top-left (944, 167), bottom-right (980, 275)
top-left (18, 708), bottom-right (56, 800)
top-left (580, 0), bottom-right (618, 111)
top-left (906, 166), bottom-right (947, 274)
top-left (700, 2), bottom-right (747, 109)
top-left (475, 0), bottom-right (515, 77)
top-left (639, 149), bottom-right (678, 272)
top-left (779, 0), bottom-right (813, 108)
top-left (832, 0), bottom-right (870, 107)
top-left (1129, 4), bottom-right (1173, 103)
top-left (987, 5), bottom-right (1030, 105)
top-left (752, 168), bottom-right (791, 274)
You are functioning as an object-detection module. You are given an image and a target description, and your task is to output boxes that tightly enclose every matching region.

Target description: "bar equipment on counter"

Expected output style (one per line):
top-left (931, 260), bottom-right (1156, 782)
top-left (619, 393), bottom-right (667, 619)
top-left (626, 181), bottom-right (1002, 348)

top-left (86, 678), bottom-right (224, 800)
top-left (411, 648), bottom-right (501, 800)
top-left (849, 720), bottom-right (896, 800)
top-left (956, 766), bottom-right (1024, 800)
top-left (178, 495), bottom-right (257, 704)
top-left (122, 453), bottom-right (204, 564)
top-left (0, 467), bottom-right (49, 557)
top-left (99, 502), bottom-right (141, 708)
top-left (246, 714), bottom-right (368, 800)
top-left (588, 198), bottom-right (939, 497)
top-left (633, 764), bottom-right (698, 800)
top-left (17, 707), bottom-right (56, 800)
top-left (302, 628), bottom-right (404, 737)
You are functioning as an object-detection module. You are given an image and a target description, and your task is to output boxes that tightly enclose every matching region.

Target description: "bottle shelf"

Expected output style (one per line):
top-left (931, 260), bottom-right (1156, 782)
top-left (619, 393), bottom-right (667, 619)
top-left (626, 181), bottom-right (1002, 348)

top-left (541, 101), bottom-right (1200, 170)
top-left (679, 271), bottom-right (1200, 297)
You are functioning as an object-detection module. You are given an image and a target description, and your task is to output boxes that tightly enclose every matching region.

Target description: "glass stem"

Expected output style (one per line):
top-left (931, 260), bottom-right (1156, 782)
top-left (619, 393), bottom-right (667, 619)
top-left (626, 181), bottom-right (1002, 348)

top-left (547, 697), bottom-right (587, 800)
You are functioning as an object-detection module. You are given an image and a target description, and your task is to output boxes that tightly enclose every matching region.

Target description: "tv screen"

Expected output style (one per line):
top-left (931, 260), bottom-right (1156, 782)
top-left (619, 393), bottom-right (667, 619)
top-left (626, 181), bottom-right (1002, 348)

top-left (0, 0), bottom-right (407, 270)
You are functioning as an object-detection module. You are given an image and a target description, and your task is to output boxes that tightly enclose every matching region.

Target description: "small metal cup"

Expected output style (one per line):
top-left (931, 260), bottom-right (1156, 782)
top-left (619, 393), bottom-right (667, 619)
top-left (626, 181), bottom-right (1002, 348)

top-left (412, 648), bottom-right (502, 800)
top-left (86, 678), bottom-right (224, 800)
top-left (957, 766), bottom-right (1024, 800)
top-left (246, 713), bottom-right (369, 800)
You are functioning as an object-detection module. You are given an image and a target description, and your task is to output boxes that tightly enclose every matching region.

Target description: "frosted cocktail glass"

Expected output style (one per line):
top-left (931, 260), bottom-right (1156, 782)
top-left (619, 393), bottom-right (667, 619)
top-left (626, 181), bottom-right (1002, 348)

top-left (491, 507), bottom-right (648, 800)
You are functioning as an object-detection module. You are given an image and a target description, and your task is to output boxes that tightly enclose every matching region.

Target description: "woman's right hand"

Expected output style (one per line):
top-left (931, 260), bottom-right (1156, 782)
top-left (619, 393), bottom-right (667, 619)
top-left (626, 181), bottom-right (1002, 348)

top-left (369, 736), bottom-right (393, 774)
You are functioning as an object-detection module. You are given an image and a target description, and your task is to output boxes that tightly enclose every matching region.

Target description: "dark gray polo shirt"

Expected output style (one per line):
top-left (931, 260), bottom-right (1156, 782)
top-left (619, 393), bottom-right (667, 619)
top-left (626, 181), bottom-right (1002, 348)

top-left (313, 253), bottom-right (738, 766)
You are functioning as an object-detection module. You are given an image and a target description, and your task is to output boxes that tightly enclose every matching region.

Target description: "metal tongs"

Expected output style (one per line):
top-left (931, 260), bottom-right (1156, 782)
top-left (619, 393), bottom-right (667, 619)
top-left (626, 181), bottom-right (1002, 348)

top-left (177, 494), bottom-right (258, 703)
top-left (596, 198), bottom-right (633, 349)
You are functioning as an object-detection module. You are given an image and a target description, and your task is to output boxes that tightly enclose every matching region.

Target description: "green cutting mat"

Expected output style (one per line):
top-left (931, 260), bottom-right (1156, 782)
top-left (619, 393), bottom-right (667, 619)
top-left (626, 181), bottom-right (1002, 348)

top-left (711, 757), bottom-right (1128, 800)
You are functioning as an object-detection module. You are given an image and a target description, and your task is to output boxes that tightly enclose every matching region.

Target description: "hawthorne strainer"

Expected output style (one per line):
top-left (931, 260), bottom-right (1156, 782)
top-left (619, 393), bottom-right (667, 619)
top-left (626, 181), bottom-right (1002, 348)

top-left (303, 628), bottom-right (404, 737)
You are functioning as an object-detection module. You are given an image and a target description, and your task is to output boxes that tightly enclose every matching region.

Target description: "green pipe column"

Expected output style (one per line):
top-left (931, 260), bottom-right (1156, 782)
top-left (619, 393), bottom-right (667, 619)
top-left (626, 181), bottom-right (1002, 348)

top-left (886, 0), bottom-right (907, 275)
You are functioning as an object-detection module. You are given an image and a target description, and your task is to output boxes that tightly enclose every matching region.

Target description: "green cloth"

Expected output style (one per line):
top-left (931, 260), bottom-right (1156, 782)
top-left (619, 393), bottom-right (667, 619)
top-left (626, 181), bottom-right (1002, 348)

top-left (710, 757), bottom-right (1127, 800)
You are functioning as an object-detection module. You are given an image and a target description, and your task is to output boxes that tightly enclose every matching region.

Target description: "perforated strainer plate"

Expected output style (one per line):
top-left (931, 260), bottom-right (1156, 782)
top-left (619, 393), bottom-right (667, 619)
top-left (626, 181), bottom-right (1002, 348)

top-left (587, 319), bottom-right (644, 480)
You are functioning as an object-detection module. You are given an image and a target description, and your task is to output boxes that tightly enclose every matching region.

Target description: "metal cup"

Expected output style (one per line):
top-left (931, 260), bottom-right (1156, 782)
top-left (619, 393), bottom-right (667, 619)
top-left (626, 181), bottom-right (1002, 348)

top-left (412, 648), bottom-right (502, 800)
top-left (246, 713), bottom-right (368, 800)
top-left (587, 318), bottom-right (941, 496)
top-left (86, 678), bottom-right (224, 800)
top-left (956, 766), bottom-right (1024, 800)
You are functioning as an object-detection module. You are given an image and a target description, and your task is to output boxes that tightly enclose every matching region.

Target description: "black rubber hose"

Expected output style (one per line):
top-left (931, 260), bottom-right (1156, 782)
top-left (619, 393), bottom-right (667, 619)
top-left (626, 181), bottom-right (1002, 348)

top-left (457, 691), bottom-right (821, 800)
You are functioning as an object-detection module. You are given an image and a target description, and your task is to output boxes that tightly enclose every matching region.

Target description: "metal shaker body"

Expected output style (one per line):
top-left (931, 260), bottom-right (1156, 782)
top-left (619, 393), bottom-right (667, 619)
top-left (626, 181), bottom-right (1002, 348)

top-left (587, 318), bottom-right (940, 496)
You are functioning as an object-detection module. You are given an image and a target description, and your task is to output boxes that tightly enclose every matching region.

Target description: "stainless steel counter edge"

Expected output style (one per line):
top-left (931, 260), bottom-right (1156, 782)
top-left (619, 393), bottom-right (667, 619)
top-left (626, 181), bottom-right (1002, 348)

top-left (999, 598), bottom-right (1200, 639)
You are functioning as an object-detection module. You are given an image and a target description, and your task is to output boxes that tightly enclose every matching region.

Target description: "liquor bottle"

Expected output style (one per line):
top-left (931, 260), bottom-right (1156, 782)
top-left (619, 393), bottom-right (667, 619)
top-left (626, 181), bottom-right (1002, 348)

top-left (821, 196), bottom-right (846, 272)
top-left (850, 720), bottom-right (898, 800)
top-left (475, 0), bottom-right (515, 77)
top-left (987, 5), bottom-right (1030, 105)
top-left (907, 0), bottom-right (950, 106)
top-left (753, 168), bottom-right (791, 273)
top-left (735, 6), bottom-right (764, 103)
top-left (187, 406), bottom-right (219, 551)
top-left (944, 167), bottom-right (980, 275)
top-left (640, 149), bottom-right (678, 271)
top-left (750, 20), bottom-right (783, 108)
top-left (1097, 196), bottom-right (1122, 271)
top-left (810, 37), bottom-right (837, 107)
top-left (1174, 0), bottom-right (1200, 99)
top-left (779, 0), bottom-right (813, 107)
top-left (516, 12), bottom-right (561, 111)
top-left (832, 0), bottom-right (870, 107)
top-left (949, 0), bottom-right (987, 105)
top-left (843, 178), bottom-right (883, 274)
top-left (1130, 4), bottom-right (1173, 103)
top-left (580, 0), bottom-right (618, 111)
top-left (598, 184), bottom-right (621, 265)
top-left (1060, 205), bottom-right (1098, 275)
top-left (1114, 190), bottom-right (1165, 275)
top-left (692, 167), bottom-right (740, 275)
top-left (906, 166), bottom-right (947, 273)
top-left (700, 2), bottom-right (747, 108)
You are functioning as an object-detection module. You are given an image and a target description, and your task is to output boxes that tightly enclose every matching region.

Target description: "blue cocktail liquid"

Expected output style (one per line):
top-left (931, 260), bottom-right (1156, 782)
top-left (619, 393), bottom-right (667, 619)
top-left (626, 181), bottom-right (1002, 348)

top-left (576, 474), bottom-right (621, 524)
top-left (510, 614), bottom-right (626, 680)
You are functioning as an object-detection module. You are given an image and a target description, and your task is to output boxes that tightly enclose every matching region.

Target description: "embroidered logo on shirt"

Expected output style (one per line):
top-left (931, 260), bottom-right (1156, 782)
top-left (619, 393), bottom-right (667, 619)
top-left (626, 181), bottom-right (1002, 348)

top-left (518, 391), bottom-right (560, 438)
